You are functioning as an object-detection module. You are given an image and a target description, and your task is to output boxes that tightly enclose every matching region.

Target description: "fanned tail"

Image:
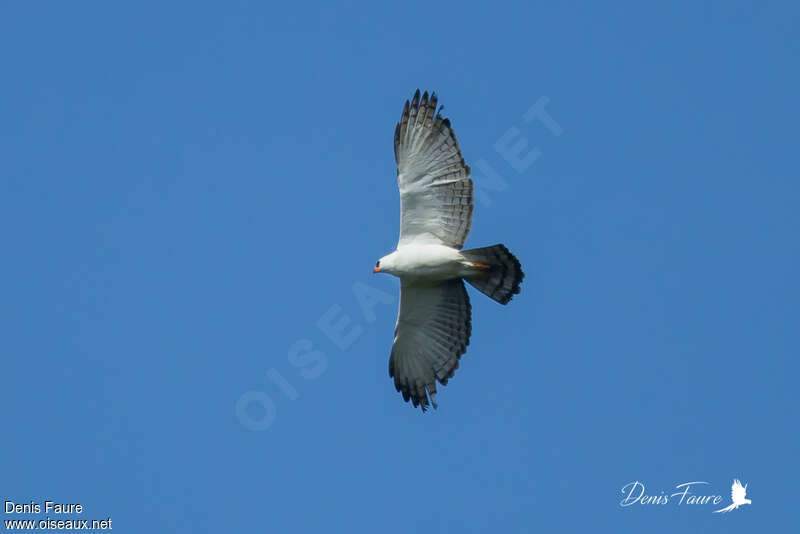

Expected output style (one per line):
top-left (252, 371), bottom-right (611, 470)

top-left (462, 244), bottom-right (524, 305)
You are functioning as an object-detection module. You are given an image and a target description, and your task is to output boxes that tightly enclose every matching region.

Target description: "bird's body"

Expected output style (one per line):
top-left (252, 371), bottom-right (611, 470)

top-left (714, 479), bottom-right (751, 513)
top-left (374, 90), bottom-right (524, 411)
top-left (378, 244), bottom-right (478, 281)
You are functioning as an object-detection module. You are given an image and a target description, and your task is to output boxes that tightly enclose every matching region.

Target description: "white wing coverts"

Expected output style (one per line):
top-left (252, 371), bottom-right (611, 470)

top-left (394, 90), bottom-right (473, 248)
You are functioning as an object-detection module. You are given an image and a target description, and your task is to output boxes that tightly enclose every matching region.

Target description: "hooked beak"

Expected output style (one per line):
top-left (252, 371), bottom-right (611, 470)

top-left (373, 265), bottom-right (380, 273)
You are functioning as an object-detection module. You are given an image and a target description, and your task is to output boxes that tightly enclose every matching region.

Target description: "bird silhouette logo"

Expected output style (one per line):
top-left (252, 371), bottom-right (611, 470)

top-left (713, 479), bottom-right (751, 513)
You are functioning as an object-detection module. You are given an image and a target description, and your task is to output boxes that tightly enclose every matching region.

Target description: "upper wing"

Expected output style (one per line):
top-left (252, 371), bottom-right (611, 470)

top-left (394, 90), bottom-right (473, 249)
top-left (732, 479), bottom-right (746, 503)
top-left (389, 278), bottom-right (471, 411)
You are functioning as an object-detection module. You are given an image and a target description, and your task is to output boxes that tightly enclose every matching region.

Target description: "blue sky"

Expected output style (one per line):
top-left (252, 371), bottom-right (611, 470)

top-left (1, 1), bottom-right (797, 532)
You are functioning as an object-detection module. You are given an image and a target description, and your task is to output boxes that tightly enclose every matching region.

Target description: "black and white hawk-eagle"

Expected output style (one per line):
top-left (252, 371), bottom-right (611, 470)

top-left (374, 90), bottom-right (525, 411)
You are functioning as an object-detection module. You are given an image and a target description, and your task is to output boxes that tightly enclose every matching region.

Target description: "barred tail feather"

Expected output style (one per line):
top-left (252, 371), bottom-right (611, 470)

top-left (462, 244), bottom-right (524, 305)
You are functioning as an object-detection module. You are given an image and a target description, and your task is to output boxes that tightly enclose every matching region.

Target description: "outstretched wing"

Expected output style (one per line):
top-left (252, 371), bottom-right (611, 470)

top-left (389, 279), bottom-right (471, 411)
top-left (394, 90), bottom-right (473, 249)
top-left (732, 479), bottom-right (747, 503)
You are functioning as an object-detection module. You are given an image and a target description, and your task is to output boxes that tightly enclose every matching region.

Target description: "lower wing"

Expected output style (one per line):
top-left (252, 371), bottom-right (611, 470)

top-left (389, 278), bottom-right (471, 411)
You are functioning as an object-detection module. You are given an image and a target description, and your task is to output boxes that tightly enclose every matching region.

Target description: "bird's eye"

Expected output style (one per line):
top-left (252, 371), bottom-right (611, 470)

top-left (375, 261), bottom-right (380, 268)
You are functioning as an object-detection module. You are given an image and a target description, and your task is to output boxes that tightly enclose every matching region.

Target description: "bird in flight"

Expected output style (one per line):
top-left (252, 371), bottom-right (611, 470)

top-left (713, 479), bottom-right (752, 513)
top-left (374, 90), bottom-right (524, 411)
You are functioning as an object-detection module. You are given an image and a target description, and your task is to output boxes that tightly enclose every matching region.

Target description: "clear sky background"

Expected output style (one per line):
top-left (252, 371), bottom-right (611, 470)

top-left (1, 1), bottom-right (797, 532)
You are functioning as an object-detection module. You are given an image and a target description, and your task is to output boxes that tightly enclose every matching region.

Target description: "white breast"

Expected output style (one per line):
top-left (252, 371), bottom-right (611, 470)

top-left (389, 243), bottom-right (466, 280)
